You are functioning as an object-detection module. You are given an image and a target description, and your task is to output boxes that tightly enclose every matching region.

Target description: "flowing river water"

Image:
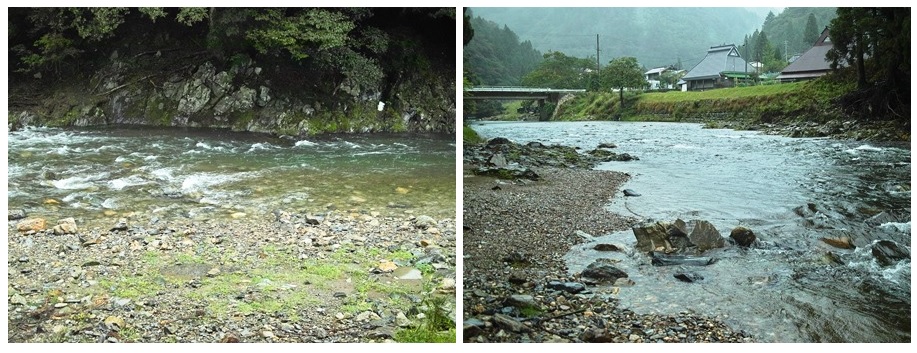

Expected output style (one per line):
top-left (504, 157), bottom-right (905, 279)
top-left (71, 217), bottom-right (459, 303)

top-left (470, 121), bottom-right (910, 343)
top-left (7, 126), bottom-right (455, 230)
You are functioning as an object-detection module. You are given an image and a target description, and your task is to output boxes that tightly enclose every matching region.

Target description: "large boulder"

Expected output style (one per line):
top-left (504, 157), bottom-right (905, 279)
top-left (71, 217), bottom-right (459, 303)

top-left (16, 218), bottom-right (46, 232)
top-left (688, 220), bottom-right (725, 252)
top-left (730, 227), bottom-right (756, 247)
top-left (871, 240), bottom-right (910, 267)
top-left (580, 261), bottom-right (628, 284)
top-left (632, 220), bottom-right (673, 253)
top-left (53, 218), bottom-right (78, 235)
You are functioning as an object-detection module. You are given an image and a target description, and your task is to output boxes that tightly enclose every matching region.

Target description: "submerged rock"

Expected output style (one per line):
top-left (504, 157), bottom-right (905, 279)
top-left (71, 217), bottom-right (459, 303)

top-left (650, 252), bottom-right (716, 266)
top-left (8, 209), bottom-right (27, 220)
top-left (623, 189), bottom-right (641, 197)
top-left (674, 272), bottom-right (704, 283)
top-left (730, 227), bottom-right (756, 247)
top-left (871, 240), bottom-right (910, 267)
top-left (580, 261), bottom-right (629, 283)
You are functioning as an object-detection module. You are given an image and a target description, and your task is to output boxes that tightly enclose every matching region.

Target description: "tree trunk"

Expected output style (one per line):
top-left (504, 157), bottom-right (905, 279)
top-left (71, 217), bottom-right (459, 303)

top-left (619, 88), bottom-right (625, 109)
top-left (855, 32), bottom-right (868, 89)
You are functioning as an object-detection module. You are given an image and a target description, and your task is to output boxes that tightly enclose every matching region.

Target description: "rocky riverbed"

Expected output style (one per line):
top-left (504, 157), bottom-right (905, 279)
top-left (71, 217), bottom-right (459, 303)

top-left (8, 209), bottom-right (456, 343)
top-left (462, 138), bottom-right (755, 343)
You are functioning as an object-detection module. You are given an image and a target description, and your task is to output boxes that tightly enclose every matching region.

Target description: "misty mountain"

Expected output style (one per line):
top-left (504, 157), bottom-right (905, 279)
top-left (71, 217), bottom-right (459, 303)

top-left (469, 8), bottom-right (769, 70)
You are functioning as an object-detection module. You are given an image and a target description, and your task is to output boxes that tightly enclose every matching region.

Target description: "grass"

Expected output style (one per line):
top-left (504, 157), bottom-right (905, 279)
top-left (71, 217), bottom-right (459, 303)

top-left (463, 124), bottom-right (483, 144)
top-left (393, 296), bottom-right (456, 343)
top-left (638, 82), bottom-right (803, 103)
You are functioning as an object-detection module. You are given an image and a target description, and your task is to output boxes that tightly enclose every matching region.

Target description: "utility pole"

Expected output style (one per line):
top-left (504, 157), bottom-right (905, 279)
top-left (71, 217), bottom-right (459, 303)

top-left (596, 34), bottom-right (601, 70)
top-left (784, 39), bottom-right (788, 62)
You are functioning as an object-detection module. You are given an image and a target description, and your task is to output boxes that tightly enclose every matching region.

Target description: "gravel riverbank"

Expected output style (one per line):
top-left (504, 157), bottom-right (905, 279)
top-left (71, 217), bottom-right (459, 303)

top-left (8, 209), bottom-right (456, 343)
top-left (462, 140), bottom-right (755, 343)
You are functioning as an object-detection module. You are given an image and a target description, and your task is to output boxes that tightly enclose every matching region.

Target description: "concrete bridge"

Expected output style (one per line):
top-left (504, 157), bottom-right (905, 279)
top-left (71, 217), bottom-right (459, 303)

top-left (464, 86), bottom-right (585, 101)
top-left (464, 86), bottom-right (586, 120)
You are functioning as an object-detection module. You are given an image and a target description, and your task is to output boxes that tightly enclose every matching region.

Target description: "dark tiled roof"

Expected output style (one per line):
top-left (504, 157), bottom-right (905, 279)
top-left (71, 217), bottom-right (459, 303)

top-left (683, 45), bottom-right (751, 81)
top-left (778, 45), bottom-right (833, 76)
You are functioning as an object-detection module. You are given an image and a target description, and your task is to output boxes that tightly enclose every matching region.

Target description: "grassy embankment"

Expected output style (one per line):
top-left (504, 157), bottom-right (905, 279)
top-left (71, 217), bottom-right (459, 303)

top-left (553, 72), bottom-right (857, 127)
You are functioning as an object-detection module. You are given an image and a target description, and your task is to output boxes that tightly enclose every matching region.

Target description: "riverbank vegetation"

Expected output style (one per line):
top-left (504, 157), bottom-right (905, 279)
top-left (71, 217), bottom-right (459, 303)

top-left (8, 7), bottom-right (455, 134)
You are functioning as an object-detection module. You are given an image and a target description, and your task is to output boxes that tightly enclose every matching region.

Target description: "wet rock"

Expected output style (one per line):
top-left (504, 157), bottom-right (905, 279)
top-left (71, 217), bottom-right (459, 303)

top-left (688, 220), bottom-right (725, 252)
top-left (865, 210), bottom-right (909, 227)
top-left (632, 220), bottom-right (672, 253)
top-left (104, 316), bottom-right (126, 331)
top-left (304, 214), bottom-right (324, 225)
top-left (730, 227), bottom-right (756, 247)
top-left (488, 153), bottom-right (508, 168)
top-left (674, 272), bottom-right (704, 283)
top-left (8, 209), bottom-right (27, 220)
top-left (593, 243), bottom-right (622, 251)
top-left (581, 328), bottom-right (615, 342)
top-left (871, 240), bottom-right (910, 267)
top-left (597, 142), bottom-right (617, 149)
top-left (414, 215), bottom-right (437, 229)
top-left (505, 295), bottom-right (538, 309)
top-left (52, 217), bottom-right (78, 235)
top-left (16, 218), bottom-right (46, 232)
top-left (493, 313), bottom-right (529, 332)
top-left (546, 281), bottom-right (586, 294)
top-left (651, 252), bottom-right (716, 266)
top-left (393, 267), bottom-right (422, 280)
top-left (526, 141), bottom-right (545, 148)
top-left (820, 236), bottom-right (854, 249)
top-left (464, 318), bottom-right (486, 338)
top-left (580, 261), bottom-right (629, 284)
top-left (623, 189), bottom-right (641, 197)
top-left (474, 165), bottom-right (540, 181)
top-left (794, 203), bottom-right (818, 218)
top-left (110, 218), bottom-right (129, 231)
top-left (486, 137), bottom-right (512, 146)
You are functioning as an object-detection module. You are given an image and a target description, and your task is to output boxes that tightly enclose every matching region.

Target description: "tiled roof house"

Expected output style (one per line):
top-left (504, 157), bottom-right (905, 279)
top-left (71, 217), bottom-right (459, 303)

top-left (777, 27), bottom-right (835, 81)
top-left (681, 44), bottom-right (752, 91)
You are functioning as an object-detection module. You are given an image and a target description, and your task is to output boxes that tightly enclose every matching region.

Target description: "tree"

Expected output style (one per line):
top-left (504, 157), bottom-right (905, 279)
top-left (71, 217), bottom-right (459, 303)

top-left (764, 11), bottom-right (776, 28)
top-left (826, 7), bottom-right (910, 120)
top-left (659, 69), bottom-right (685, 89)
top-left (521, 51), bottom-right (595, 89)
top-left (598, 57), bottom-right (645, 108)
top-left (803, 13), bottom-right (819, 45)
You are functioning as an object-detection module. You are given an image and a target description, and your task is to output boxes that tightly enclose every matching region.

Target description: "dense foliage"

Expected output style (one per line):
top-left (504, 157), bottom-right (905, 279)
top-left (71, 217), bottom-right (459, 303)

top-left (8, 7), bottom-right (454, 104)
top-left (597, 57), bottom-right (645, 108)
top-left (463, 13), bottom-right (542, 86)
top-left (469, 8), bottom-right (765, 70)
top-left (827, 8), bottom-right (910, 122)
top-left (521, 51), bottom-right (596, 89)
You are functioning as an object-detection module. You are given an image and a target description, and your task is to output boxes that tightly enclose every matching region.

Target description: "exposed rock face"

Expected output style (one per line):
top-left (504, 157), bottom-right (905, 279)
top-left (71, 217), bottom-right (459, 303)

top-left (871, 240), bottom-right (910, 266)
top-left (580, 261), bottom-right (629, 284)
top-left (11, 57), bottom-right (454, 134)
top-left (730, 227), bottom-right (756, 247)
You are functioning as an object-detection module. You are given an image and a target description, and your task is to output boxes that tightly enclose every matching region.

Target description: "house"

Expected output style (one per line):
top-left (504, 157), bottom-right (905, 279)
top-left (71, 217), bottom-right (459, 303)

top-left (777, 27), bottom-right (834, 81)
top-left (645, 67), bottom-right (685, 90)
top-left (645, 67), bottom-right (667, 89)
top-left (681, 44), bottom-right (753, 91)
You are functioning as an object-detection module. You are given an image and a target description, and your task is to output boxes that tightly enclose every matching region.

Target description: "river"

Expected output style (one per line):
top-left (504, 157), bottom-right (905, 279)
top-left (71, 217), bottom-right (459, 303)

top-left (7, 126), bottom-right (455, 230)
top-left (469, 120), bottom-right (910, 343)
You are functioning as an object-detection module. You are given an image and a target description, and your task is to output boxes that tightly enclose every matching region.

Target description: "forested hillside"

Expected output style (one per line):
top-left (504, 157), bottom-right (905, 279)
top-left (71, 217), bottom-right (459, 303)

top-left (469, 8), bottom-right (766, 69)
top-left (463, 15), bottom-right (542, 86)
